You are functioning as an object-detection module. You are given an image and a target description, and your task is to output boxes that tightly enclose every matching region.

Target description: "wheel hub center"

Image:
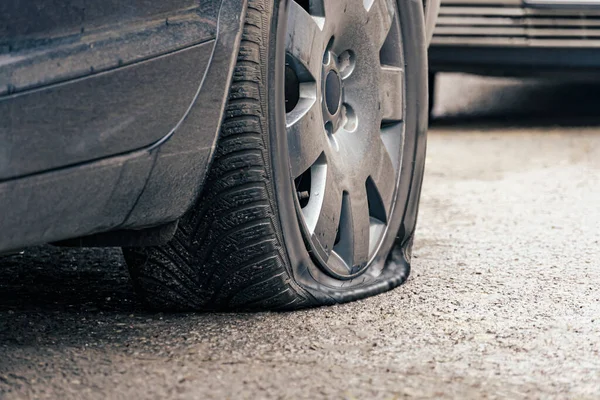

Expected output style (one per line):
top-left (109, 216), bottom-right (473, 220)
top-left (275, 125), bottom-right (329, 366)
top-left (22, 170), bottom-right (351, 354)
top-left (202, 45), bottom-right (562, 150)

top-left (321, 50), bottom-right (351, 138)
top-left (324, 70), bottom-right (341, 115)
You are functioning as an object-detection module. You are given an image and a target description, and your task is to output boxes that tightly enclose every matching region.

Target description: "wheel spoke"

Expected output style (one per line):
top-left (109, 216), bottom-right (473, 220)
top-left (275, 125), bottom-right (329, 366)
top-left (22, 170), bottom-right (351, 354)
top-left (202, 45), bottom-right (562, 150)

top-left (364, 0), bottom-right (395, 47)
top-left (348, 185), bottom-right (371, 268)
top-left (380, 121), bottom-right (403, 170)
top-left (286, 1), bottom-right (327, 80)
top-left (311, 167), bottom-right (343, 261)
top-left (332, 192), bottom-right (353, 267)
top-left (380, 66), bottom-right (404, 123)
top-left (287, 99), bottom-right (326, 178)
top-left (367, 139), bottom-right (396, 221)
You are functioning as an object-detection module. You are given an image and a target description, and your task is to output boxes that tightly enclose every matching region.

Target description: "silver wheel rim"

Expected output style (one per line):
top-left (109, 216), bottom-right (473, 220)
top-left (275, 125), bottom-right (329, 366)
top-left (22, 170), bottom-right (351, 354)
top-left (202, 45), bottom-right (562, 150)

top-left (285, 0), bottom-right (405, 279)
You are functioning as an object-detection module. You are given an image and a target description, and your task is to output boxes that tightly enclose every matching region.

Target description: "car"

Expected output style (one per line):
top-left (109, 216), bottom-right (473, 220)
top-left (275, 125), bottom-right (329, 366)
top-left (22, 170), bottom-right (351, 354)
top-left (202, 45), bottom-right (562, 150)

top-left (1, 0), bottom-right (439, 311)
top-left (429, 0), bottom-right (600, 111)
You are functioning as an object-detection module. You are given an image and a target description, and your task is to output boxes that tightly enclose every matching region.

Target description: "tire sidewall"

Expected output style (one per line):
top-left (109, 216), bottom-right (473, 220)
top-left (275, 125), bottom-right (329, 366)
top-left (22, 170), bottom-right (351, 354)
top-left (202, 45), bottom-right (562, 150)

top-left (268, 0), bottom-right (429, 304)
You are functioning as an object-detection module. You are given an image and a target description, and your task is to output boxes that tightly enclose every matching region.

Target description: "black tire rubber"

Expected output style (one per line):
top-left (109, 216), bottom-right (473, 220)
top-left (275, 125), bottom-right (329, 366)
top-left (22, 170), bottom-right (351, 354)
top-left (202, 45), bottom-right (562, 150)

top-left (123, 0), bottom-right (428, 311)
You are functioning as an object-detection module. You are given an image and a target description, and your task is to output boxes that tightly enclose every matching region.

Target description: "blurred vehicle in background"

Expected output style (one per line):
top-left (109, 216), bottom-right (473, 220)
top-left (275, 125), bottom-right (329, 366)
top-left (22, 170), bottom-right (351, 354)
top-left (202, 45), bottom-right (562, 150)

top-left (428, 0), bottom-right (600, 111)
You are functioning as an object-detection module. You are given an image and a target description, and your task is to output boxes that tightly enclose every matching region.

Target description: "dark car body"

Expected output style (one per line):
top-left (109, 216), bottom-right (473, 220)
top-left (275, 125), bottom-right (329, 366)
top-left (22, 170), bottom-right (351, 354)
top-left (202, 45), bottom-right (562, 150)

top-left (429, 0), bottom-right (600, 78)
top-left (0, 0), bottom-right (246, 253)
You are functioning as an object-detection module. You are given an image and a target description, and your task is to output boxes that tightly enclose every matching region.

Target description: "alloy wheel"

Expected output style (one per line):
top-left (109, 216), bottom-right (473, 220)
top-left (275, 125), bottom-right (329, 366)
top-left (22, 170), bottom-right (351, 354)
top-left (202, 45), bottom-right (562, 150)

top-left (285, 0), bottom-right (406, 279)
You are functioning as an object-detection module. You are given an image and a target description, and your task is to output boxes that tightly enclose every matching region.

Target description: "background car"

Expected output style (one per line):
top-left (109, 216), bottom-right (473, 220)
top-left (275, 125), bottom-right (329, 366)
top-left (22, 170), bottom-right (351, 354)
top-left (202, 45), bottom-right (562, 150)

top-left (429, 0), bottom-right (600, 110)
top-left (1, 0), bottom-right (439, 311)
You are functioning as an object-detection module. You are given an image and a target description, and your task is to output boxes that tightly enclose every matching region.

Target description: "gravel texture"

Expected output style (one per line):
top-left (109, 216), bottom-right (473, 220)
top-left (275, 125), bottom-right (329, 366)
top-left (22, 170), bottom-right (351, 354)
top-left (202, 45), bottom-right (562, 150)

top-left (1, 74), bottom-right (599, 399)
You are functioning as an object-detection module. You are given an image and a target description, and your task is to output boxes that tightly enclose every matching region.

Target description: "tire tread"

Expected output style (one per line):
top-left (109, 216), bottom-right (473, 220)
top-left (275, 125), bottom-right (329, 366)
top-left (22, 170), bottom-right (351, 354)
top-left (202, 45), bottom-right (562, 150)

top-left (124, 0), bottom-right (312, 310)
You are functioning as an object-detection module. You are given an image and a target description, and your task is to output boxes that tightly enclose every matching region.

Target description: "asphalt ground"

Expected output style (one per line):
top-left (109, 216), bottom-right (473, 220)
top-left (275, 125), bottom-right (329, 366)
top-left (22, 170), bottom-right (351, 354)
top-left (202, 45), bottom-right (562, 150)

top-left (1, 73), bottom-right (599, 399)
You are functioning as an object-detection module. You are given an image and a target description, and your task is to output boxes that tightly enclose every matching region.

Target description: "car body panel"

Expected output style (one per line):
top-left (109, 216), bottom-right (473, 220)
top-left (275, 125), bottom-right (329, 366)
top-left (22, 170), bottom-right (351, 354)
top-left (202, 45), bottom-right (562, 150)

top-left (0, 0), bottom-right (246, 253)
top-left (1, 1), bottom-right (219, 96)
top-left (1, 0), bottom-right (219, 179)
top-left (0, 42), bottom-right (214, 179)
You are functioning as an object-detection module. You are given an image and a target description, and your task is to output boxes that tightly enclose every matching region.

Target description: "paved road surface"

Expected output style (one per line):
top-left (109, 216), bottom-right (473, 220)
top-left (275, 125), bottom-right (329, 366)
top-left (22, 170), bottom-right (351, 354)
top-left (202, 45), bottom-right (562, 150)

top-left (1, 74), bottom-right (599, 399)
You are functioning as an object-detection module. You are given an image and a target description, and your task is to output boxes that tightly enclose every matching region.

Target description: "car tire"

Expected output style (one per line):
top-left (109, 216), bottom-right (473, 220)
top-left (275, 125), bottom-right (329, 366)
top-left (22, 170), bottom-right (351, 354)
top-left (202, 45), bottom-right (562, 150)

top-left (123, 0), bottom-right (428, 311)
